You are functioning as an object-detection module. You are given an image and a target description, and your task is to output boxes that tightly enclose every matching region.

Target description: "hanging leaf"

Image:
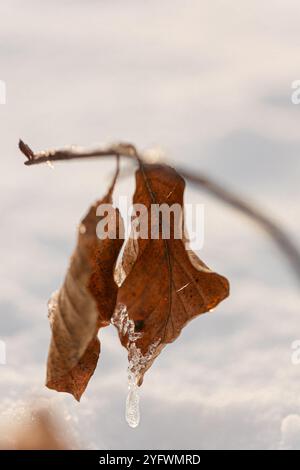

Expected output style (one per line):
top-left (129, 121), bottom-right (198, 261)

top-left (114, 163), bottom-right (229, 385)
top-left (23, 138), bottom-right (230, 405)
top-left (46, 161), bottom-right (124, 400)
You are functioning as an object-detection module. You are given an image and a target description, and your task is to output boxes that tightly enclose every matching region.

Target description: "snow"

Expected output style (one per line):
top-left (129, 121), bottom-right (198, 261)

top-left (0, 0), bottom-right (300, 449)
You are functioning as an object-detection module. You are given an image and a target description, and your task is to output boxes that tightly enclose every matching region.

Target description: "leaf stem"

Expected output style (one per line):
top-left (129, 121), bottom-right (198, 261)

top-left (19, 139), bottom-right (300, 285)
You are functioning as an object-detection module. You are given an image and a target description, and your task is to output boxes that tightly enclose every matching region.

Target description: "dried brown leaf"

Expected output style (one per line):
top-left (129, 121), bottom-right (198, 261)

top-left (115, 163), bottom-right (230, 384)
top-left (46, 162), bottom-right (124, 400)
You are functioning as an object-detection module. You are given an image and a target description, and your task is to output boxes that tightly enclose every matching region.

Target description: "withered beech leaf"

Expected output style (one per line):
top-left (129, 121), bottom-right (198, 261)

top-left (46, 160), bottom-right (124, 400)
top-left (114, 163), bottom-right (229, 385)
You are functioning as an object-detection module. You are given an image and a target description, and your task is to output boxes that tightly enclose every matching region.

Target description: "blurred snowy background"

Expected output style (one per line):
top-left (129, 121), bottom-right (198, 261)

top-left (0, 0), bottom-right (300, 450)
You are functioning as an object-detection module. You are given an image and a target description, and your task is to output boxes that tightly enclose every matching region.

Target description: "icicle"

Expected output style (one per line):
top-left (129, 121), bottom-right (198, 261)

top-left (126, 371), bottom-right (140, 428)
top-left (112, 304), bottom-right (161, 429)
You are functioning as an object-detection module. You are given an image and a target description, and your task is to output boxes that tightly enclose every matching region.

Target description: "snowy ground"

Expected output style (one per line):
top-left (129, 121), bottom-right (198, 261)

top-left (0, 0), bottom-right (300, 449)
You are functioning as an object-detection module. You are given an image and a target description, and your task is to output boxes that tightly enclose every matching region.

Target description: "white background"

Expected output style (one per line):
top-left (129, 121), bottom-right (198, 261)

top-left (0, 0), bottom-right (300, 449)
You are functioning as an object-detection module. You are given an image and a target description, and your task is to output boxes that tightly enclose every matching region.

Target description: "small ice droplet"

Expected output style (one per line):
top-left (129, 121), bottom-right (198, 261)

top-left (46, 160), bottom-right (54, 169)
top-left (112, 304), bottom-right (161, 429)
top-left (125, 380), bottom-right (140, 428)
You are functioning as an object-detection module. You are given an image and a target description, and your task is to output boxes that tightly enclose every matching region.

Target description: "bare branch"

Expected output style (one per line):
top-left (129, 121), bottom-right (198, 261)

top-left (180, 168), bottom-right (300, 283)
top-left (19, 139), bottom-right (300, 285)
top-left (19, 140), bottom-right (139, 166)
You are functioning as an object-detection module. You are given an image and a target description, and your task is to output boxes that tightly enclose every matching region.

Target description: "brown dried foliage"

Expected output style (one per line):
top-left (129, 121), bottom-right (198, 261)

top-left (116, 163), bottom-right (229, 383)
top-left (46, 162), bottom-right (124, 400)
top-left (44, 158), bottom-right (229, 399)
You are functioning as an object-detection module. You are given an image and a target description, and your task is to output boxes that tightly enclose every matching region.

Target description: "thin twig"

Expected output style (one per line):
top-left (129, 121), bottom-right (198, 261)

top-left (19, 140), bottom-right (138, 166)
top-left (180, 168), bottom-right (300, 283)
top-left (19, 139), bottom-right (300, 284)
